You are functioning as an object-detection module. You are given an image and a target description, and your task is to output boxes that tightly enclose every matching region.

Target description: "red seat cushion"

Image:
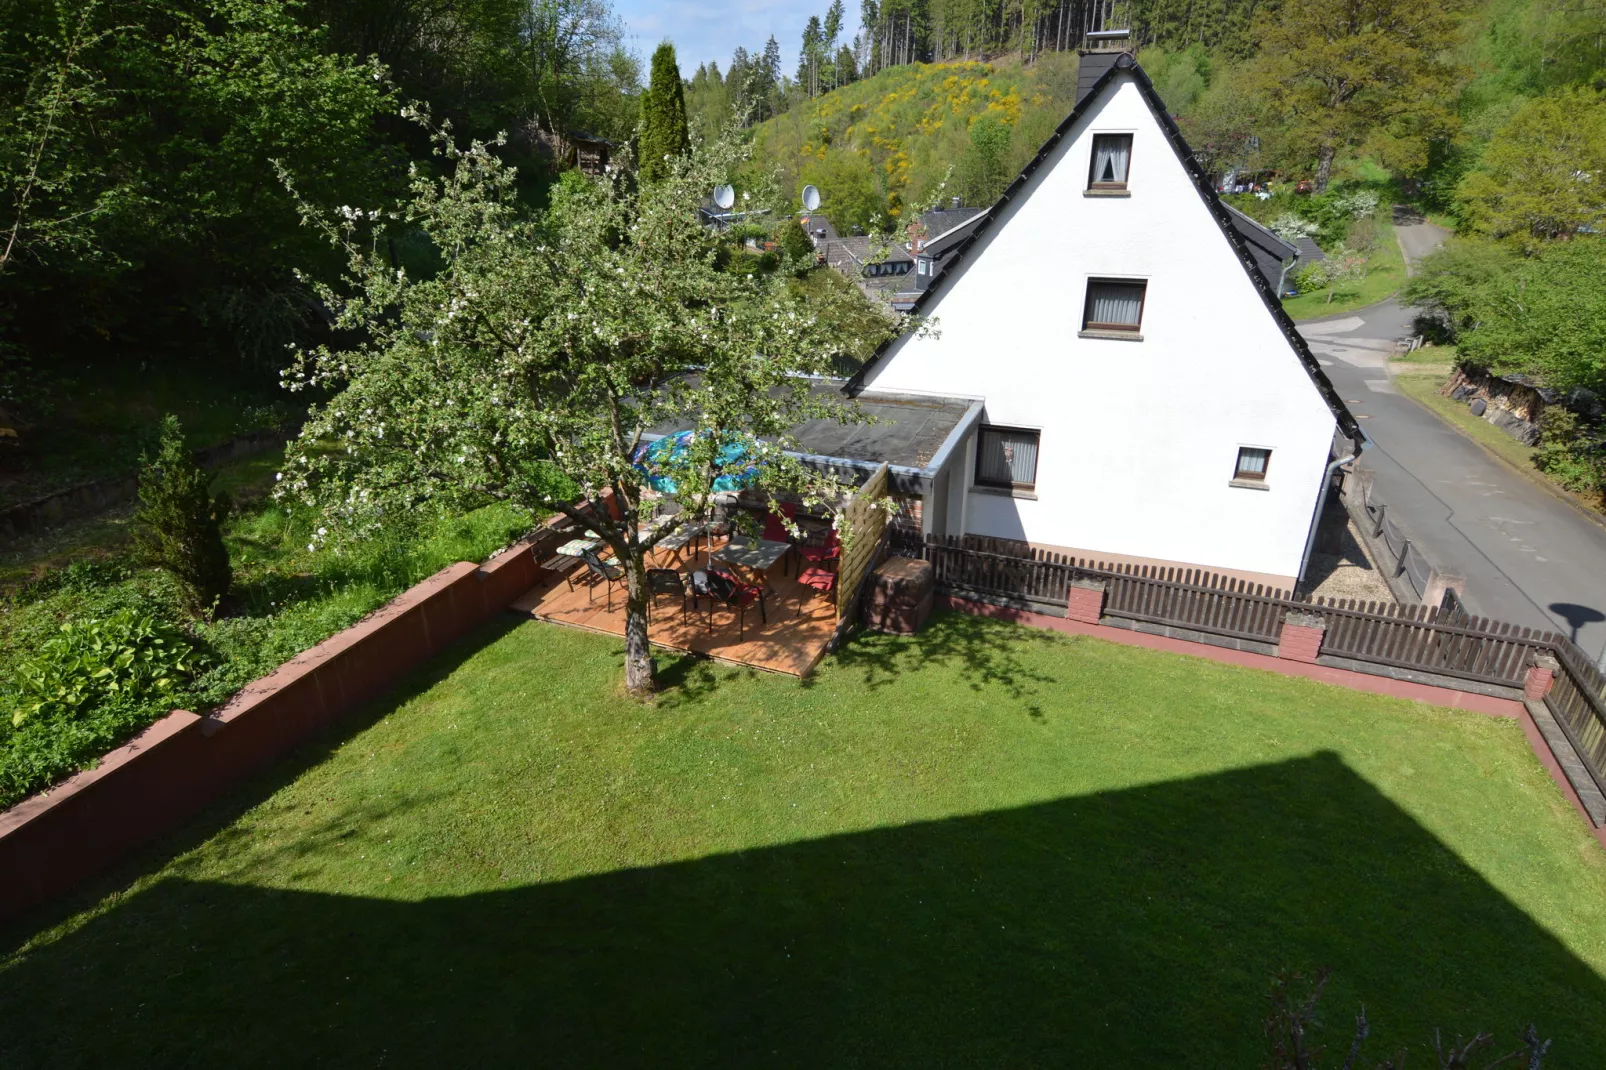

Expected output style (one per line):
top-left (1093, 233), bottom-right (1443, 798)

top-left (798, 566), bottom-right (837, 592)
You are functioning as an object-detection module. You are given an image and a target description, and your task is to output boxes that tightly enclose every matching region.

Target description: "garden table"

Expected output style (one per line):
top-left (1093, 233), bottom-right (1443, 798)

top-left (713, 535), bottom-right (792, 577)
top-left (555, 537), bottom-right (603, 557)
top-left (655, 522), bottom-right (708, 564)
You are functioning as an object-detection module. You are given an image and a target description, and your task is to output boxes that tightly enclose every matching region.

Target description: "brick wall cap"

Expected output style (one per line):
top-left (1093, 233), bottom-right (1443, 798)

top-left (1283, 609), bottom-right (1326, 630)
top-left (1069, 577), bottom-right (1107, 592)
top-left (1528, 653), bottom-right (1560, 671)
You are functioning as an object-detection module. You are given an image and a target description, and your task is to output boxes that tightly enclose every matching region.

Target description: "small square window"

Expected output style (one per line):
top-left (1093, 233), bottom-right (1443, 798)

top-left (976, 426), bottom-right (1039, 492)
top-left (1082, 279), bottom-right (1146, 332)
top-left (1234, 447), bottom-right (1272, 482)
top-left (1089, 133), bottom-right (1133, 189)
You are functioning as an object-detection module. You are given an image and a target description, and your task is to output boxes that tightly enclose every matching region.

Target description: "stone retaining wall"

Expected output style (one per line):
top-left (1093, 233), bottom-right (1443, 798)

top-left (0, 521), bottom-right (564, 921)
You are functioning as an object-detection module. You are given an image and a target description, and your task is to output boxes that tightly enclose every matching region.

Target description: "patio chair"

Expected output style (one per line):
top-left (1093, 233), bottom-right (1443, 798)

top-left (797, 564), bottom-right (837, 607)
top-left (578, 549), bottom-right (625, 609)
top-left (760, 501), bottom-right (798, 544)
top-left (692, 568), bottom-right (767, 639)
top-left (798, 528), bottom-right (841, 572)
top-left (645, 568), bottom-right (687, 620)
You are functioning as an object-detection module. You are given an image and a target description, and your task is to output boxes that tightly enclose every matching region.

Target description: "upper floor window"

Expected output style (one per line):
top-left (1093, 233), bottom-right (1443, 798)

top-left (1082, 279), bottom-right (1146, 333)
top-left (1234, 447), bottom-right (1272, 483)
top-left (976, 426), bottom-right (1039, 492)
top-left (1089, 134), bottom-right (1133, 189)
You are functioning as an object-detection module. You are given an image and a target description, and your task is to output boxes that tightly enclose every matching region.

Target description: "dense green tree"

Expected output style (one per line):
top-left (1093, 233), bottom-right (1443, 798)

top-left (1456, 89), bottom-right (1606, 248)
top-left (955, 114), bottom-right (1013, 205)
top-left (1247, 0), bottom-right (1471, 190)
top-left (800, 151), bottom-right (883, 233)
top-left (0, 0), bottom-right (392, 373)
top-left (638, 42), bottom-right (690, 182)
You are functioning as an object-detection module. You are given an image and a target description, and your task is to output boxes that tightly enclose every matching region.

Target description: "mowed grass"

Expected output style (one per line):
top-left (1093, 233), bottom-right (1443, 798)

top-left (5, 613), bottom-right (1606, 1066)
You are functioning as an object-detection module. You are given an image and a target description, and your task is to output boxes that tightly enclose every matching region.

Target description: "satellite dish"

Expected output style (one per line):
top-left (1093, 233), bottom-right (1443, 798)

top-left (713, 184), bottom-right (735, 210)
top-left (801, 184), bottom-right (822, 212)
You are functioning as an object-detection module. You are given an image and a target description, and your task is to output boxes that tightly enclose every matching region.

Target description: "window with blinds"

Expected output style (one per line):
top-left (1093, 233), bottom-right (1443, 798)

top-left (1089, 133), bottom-right (1133, 189)
top-left (975, 426), bottom-right (1039, 491)
top-left (1234, 447), bottom-right (1272, 481)
top-left (1082, 279), bottom-right (1146, 332)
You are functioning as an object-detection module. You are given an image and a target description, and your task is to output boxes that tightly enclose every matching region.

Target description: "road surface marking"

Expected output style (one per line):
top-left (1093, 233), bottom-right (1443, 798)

top-left (1364, 379), bottom-right (1397, 394)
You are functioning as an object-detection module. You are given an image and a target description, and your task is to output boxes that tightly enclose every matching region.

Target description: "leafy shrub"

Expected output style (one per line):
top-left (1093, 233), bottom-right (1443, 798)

top-left (133, 415), bottom-right (232, 614)
top-left (1534, 409), bottom-right (1606, 497)
top-left (7, 608), bottom-right (201, 729)
top-left (1270, 214), bottom-right (1318, 243)
top-left (776, 217), bottom-right (814, 267)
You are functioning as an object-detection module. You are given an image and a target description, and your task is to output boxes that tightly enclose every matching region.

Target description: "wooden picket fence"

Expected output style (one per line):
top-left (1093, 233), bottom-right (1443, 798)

top-left (913, 532), bottom-right (1606, 815)
top-left (1304, 598), bottom-right (1555, 688)
top-left (1549, 642), bottom-right (1606, 796)
top-left (918, 534), bottom-right (1556, 686)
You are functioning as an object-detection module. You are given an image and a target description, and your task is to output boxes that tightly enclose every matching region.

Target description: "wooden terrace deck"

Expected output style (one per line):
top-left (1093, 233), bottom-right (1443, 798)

top-left (509, 541), bottom-right (837, 677)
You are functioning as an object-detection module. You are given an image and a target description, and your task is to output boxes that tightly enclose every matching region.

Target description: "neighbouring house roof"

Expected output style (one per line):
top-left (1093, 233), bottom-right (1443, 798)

top-left (1294, 236), bottom-right (1325, 264)
top-left (918, 210), bottom-right (988, 260)
top-left (844, 52), bottom-right (1364, 450)
top-left (918, 206), bottom-right (986, 241)
top-left (1225, 205), bottom-right (1299, 287)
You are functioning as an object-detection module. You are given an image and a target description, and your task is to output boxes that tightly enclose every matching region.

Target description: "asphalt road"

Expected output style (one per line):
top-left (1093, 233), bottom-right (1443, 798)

top-left (1299, 222), bottom-right (1606, 666)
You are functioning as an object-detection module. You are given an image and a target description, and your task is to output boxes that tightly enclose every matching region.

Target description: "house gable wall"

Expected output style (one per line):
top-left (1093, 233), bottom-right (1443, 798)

top-left (860, 72), bottom-right (1338, 583)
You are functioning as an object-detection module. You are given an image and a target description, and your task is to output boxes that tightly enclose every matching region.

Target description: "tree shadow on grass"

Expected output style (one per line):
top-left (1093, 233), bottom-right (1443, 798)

top-left (5, 752), bottom-right (1601, 1067)
top-left (829, 610), bottom-right (1063, 718)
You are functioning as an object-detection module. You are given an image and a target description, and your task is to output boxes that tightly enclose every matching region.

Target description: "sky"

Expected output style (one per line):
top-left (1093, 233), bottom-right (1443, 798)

top-left (614, 0), bottom-right (821, 79)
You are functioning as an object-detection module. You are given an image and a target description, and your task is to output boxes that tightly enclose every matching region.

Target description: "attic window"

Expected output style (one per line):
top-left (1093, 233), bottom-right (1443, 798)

top-left (1082, 279), bottom-right (1146, 332)
top-left (1234, 447), bottom-right (1272, 483)
top-left (1089, 134), bottom-right (1133, 189)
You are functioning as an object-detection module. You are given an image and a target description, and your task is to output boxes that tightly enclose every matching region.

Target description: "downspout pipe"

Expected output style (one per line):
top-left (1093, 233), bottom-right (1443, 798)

top-left (1296, 431), bottom-right (1371, 595)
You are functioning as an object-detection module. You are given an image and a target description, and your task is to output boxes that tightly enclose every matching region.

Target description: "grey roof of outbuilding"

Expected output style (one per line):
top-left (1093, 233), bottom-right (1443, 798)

top-left (1294, 236), bottom-right (1325, 263)
top-left (789, 387), bottom-right (978, 470)
top-left (646, 382), bottom-right (980, 491)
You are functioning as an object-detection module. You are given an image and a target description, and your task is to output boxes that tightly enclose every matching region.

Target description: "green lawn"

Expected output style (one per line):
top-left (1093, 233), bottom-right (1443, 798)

top-left (5, 614), bottom-right (1606, 1066)
top-left (1283, 213), bottom-right (1408, 321)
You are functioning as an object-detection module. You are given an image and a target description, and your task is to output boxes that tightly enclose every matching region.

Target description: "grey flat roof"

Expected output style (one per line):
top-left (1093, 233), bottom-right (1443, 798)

top-left (646, 383), bottom-right (979, 488)
top-left (790, 387), bottom-right (976, 470)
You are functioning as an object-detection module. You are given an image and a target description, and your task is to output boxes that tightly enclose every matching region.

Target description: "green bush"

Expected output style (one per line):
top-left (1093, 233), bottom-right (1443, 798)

top-left (133, 415), bottom-right (232, 615)
top-left (0, 499), bottom-right (534, 809)
top-left (777, 217), bottom-right (814, 267)
top-left (1534, 408), bottom-right (1606, 497)
top-left (8, 609), bottom-right (201, 729)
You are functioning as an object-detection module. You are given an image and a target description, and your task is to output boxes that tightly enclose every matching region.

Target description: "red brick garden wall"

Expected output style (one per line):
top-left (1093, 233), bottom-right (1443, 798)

top-left (0, 529), bottom-right (559, 922)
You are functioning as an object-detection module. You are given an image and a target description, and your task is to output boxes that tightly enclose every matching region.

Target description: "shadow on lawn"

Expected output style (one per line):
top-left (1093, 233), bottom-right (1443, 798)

top-left (830, 610), bottom-right (1062, 715)
top-left (3, 752), bottom-right (1602, 1067)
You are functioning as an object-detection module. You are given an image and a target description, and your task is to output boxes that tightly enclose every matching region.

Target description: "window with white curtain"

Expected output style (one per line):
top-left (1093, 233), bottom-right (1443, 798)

top-left (975, 426), bottom-right (1039, 491)
top-left (1089, 133), bottom-right (1133, 189)
top-left (1082, 279), bottom-right (1146, 332)
top-left (1234, 447), bottom-right (1272, 482)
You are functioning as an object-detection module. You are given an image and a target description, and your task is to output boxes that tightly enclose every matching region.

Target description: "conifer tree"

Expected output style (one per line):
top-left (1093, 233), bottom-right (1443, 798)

top-left (132, 415), bottom-right (232, 616)
top-left (638, 42), bottom-right (690, 182)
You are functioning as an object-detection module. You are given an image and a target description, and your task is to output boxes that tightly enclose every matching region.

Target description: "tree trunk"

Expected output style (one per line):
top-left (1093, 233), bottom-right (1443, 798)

top-left (622, 552), bottom-right (656, 696)
top-left (1314, 144), bottom-right (1336, 194)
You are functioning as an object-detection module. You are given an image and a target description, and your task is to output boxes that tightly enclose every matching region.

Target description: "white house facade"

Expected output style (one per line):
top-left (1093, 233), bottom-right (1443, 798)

top-left (842, 53), bottom-right (1363, 589)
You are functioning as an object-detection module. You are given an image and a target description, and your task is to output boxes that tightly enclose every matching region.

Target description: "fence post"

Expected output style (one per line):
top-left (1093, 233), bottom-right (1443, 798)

top-left (1525, 653), bottom-right (1560, 702)
top-left (1066, 577), bottom-right (1105, 625)
top-left (1279, 609), bottom-right (1327, 663)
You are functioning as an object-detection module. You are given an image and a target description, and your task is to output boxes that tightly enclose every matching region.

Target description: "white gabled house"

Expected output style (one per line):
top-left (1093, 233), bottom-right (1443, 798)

top-left (836, 49), bottom-right (1365, 590)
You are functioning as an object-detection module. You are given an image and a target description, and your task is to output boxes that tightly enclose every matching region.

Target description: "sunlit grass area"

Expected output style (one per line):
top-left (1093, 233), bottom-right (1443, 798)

top-left (1284, 213), bottom-right (1407, 321)
top-left (4, 613), bottom-right (1606, 1066)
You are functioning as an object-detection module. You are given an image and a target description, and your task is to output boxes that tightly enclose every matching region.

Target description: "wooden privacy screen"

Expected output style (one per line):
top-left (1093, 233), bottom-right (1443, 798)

top-left (836, 463), bottom-right (890, 619)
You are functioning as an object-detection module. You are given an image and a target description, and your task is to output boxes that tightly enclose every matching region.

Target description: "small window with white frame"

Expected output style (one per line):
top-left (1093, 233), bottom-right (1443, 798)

top-left (1233, 446), bottom-right (1272, 483)
top-left (1089, 133), bottom-right (1133, 190)
top-left (975, 426), bottom-right (1039, 492)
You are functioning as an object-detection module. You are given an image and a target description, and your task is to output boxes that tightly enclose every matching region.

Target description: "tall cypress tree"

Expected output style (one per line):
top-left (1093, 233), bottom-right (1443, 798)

top-left (638, 42), bottom-right (690, 182)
